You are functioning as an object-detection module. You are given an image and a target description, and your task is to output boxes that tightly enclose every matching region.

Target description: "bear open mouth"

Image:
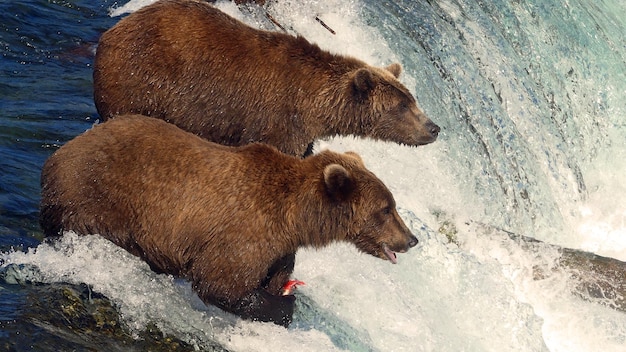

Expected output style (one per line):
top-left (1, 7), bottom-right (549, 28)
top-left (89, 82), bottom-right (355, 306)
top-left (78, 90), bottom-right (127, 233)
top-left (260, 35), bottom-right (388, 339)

top-left (382, 243), bottom-right (398, 264)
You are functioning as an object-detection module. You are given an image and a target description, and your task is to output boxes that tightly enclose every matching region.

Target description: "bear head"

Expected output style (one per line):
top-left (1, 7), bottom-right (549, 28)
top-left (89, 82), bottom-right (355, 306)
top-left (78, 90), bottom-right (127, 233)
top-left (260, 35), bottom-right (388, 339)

top-left (321, 152), bottom-right (418, 263)
top-left (350, 63), bottom-right (440, 146)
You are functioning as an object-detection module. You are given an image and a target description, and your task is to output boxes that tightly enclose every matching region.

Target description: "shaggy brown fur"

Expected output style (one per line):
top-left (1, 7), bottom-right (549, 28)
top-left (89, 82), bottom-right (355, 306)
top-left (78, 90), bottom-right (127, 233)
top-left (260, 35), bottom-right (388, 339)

top-left (40, 115), bottom-right (418, 326)
top-left (93, 0), bottom-right (439, 157)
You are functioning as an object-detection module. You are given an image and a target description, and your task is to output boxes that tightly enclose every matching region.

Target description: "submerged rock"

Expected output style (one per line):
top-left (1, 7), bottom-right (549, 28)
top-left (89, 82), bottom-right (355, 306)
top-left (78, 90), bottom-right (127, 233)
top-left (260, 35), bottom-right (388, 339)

top-left (556, 247), bottom-right (625, 312)
top-left (0, 279), bottom-right (229, 352)
top-left (439, 219), bottom-right (626, 313)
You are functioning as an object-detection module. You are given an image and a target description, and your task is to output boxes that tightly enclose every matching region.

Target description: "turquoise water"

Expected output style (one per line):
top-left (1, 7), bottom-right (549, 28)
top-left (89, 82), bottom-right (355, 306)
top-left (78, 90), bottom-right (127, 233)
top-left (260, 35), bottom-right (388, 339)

top-left (1, 0), bottom-right (625, 350)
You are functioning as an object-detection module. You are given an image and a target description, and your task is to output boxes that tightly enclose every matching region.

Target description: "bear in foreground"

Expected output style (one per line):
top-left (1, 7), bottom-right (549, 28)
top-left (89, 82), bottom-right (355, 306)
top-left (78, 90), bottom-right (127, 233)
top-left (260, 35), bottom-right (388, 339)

top-left (93, 0), bottom-right (440, 157)
top-left (40, 115), bottom-right (418, 327)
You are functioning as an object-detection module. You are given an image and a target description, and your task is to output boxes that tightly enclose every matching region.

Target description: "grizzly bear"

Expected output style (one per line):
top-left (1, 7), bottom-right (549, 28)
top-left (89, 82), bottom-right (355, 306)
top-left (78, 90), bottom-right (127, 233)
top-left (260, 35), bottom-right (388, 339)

top-left (40, 115), bottom-right (418, 326)
top-left (93, 0), bottom-right (439, 157)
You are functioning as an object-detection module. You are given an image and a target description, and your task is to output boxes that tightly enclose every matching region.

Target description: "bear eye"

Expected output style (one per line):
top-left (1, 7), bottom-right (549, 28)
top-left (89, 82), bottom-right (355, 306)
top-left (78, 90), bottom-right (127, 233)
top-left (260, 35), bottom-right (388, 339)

top-left (396, 101), bottom-right (409, 114)
top-left (381, 206), bottom-right (392, 215)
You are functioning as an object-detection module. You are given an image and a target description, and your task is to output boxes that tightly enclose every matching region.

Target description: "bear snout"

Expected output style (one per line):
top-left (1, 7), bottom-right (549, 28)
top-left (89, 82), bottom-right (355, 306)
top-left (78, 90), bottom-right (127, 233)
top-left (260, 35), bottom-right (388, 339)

top-left (407, 114), bottom-right (440, 146)
top-left (408, 234), bottom-right (418, 248)
top-left (380, 232), bottom-right (419, 264)
top-left (396, 234), bottom-right (418, 253)
top-left (417, 120), bottom-right (440, 145)
top-left (427, 121), bottom-right (441, 138)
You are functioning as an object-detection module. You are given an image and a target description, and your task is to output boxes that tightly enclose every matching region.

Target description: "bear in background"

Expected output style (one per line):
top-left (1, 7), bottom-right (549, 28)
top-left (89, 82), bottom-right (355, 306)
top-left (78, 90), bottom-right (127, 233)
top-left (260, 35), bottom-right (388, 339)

top-left (93, 0), bottom-right (439, 157)
top-left (40, 115), bottom-right (418, 326)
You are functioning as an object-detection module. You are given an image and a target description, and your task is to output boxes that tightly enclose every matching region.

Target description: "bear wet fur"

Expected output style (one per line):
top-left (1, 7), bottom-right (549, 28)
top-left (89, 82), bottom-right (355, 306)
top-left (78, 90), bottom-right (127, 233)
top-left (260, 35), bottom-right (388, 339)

top-left (93, 0), bottom-right (440, 157)
top-left (40, 115), bottom-right (418, 326)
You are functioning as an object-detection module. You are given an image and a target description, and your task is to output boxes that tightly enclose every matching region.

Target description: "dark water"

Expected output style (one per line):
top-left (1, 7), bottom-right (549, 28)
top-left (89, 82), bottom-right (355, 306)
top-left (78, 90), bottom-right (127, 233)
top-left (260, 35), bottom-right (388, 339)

top-left (0, 1), bottom-right (120, 349)
top-left (1, 0), bottom-right (116, 244)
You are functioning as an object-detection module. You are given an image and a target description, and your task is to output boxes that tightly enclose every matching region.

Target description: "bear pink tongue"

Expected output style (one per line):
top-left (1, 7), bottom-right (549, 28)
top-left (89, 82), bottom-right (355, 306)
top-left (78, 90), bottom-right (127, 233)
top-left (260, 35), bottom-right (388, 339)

top-left (383, 244), bottom-right (398, 264)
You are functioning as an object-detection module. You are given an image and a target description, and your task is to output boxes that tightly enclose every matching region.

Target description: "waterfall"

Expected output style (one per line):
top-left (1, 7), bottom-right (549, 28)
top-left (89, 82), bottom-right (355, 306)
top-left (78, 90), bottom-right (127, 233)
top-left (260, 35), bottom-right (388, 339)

top-left (357, 0), bottom-right (626, 252)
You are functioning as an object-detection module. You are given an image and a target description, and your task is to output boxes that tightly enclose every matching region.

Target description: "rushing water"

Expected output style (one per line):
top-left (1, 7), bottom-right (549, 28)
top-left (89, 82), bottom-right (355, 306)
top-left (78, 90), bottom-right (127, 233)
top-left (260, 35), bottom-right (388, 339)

top-left (1, 0), bottom-right (625, 351)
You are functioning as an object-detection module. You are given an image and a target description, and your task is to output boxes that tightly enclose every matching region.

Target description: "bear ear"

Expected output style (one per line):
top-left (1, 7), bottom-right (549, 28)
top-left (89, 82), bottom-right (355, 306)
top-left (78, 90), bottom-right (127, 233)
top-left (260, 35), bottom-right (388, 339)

top-left (386, 63), bottom-right (402, 78)
top-left (324, 164), bottom-right (356, 201)
top-left (344, 151), bottom-right (364, 165)
top-left (354, 68), bottom-right (376, 93)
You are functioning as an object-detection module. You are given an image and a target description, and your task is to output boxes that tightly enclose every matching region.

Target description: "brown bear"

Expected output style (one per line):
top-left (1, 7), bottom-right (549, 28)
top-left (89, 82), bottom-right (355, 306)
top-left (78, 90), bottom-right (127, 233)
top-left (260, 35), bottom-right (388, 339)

top-left (40, 114), bottom-right (418, 327)
top-left (93, 0), bottom-right (440, 157)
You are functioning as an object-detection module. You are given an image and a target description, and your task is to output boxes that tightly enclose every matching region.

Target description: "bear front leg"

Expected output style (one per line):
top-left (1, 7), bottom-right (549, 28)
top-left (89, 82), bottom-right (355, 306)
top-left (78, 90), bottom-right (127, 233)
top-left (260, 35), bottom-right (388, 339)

top-left (231, 288), bottom-right (296, 327)
top-left (262, 253), bottom-right (295, 295)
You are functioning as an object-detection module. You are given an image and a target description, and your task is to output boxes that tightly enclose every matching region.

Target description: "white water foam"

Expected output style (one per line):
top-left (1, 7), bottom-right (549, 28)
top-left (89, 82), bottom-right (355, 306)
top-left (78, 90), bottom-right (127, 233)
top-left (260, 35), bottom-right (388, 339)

top-left (573, 129), bottom-right (626, 261)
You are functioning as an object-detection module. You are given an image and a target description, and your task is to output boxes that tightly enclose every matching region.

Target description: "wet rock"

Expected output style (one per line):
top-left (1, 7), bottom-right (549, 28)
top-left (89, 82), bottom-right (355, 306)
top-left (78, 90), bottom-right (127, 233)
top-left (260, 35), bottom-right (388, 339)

top-left (0, 281), bottom-right (229, 352)
top-left (439, 220), bottom-right (626, 313)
